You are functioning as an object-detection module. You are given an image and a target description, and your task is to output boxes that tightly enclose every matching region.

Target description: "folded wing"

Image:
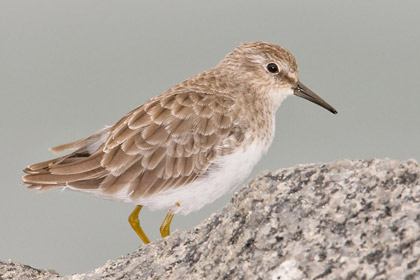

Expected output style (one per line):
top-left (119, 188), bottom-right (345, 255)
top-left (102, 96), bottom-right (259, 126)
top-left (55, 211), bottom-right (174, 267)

top-left (23, 91), bottom-right (244, 201)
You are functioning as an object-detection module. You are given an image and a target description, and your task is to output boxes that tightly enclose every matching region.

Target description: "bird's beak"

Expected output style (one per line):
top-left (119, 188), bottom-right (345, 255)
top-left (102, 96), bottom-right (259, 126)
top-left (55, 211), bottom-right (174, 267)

top-left (294, 81), bottom-right (337, 114)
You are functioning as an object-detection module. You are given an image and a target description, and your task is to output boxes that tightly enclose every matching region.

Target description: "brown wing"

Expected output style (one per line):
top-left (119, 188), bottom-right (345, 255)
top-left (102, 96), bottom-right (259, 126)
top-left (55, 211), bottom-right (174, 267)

top-left (23, 91), bottom-right (243, 200)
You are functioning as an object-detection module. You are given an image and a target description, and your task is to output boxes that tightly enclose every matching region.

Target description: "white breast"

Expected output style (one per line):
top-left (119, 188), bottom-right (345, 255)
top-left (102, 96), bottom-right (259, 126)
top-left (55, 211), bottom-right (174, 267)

top-left (134, 140), bottom-right (267, 215)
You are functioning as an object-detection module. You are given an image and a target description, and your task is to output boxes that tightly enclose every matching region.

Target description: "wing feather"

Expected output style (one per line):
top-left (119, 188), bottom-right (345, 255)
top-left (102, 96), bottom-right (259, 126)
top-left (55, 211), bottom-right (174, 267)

top-left (23, 91), bottom-right (244, 202)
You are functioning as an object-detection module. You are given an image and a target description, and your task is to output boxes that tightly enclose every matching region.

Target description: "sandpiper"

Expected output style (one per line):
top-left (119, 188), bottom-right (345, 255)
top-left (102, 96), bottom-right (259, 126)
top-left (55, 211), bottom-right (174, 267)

top-left (23, 42), bottom-right (337, 244)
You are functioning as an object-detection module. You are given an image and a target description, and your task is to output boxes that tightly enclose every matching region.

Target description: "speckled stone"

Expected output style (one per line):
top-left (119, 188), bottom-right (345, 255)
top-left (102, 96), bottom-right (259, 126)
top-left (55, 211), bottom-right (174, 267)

top-left (3, 159), bottom-right (420, 279)
top-left (0, 260), bottom-right (59, 279)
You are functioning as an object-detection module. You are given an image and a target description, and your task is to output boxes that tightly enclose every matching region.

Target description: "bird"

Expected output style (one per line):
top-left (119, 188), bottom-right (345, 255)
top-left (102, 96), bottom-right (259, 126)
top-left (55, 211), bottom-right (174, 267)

top-left (23, 41), bottom-right (337, 244)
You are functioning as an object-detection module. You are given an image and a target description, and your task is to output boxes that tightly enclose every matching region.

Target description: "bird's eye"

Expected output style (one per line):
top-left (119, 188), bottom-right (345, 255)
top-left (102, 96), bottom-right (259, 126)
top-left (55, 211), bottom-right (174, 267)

top-left (266, 63), bottom-right (279, 73)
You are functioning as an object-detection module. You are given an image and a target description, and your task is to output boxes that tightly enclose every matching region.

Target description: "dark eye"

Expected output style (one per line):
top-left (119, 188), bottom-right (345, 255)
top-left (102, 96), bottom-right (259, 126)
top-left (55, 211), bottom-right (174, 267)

top-left (266, 63), bottom-right (279, 73)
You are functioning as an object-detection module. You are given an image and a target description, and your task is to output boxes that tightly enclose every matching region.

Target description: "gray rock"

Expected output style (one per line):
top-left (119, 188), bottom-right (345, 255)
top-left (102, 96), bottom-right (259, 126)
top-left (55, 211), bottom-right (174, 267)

top-left (0, 260), bottom-right (59, 279)
top-left (2, 159), bottom-right (420, 279)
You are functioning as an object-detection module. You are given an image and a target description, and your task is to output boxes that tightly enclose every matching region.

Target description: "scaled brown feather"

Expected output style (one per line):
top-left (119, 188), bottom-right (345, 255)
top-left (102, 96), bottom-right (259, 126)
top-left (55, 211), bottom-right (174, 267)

top-left (23, 90), bottom-right (245, 202)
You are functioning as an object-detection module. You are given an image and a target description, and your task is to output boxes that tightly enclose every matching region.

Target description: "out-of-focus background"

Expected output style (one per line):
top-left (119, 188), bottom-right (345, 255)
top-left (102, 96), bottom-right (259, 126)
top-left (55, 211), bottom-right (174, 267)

top-left (1, 0), bottom-right (419, 275)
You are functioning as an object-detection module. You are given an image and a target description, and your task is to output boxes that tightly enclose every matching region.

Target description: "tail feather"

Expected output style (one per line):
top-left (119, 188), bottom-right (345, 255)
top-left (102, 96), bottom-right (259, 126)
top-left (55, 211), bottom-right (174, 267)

top-left (23, 167), bottom-right (107, 185)
top-left (24, 154), bottom-right (74, 173)
top-left (48, 151), bottom-right (103, 175)
top-left (23, 127), bottom-right (110, 191)
top-left (49, 127), bottom-right (110, 154)
top-left (50, 139), bottom-right (84, 153)
top-left (68, 178), bottom-right (105, 190)
top-left (27, 184), bottom-right (66, 192)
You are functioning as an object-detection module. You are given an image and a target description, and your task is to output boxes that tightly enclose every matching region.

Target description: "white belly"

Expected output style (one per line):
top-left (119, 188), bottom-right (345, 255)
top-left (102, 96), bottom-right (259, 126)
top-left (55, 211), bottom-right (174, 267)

top-left (134, 140), bottom-right (266, 215)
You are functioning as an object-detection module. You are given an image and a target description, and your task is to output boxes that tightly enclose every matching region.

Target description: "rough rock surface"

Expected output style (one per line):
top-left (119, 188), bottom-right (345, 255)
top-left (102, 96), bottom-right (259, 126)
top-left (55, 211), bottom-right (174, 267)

top-left (0, 260), bottom-right (59, 279)
top-left (2, 159), bottom-right (420, 279)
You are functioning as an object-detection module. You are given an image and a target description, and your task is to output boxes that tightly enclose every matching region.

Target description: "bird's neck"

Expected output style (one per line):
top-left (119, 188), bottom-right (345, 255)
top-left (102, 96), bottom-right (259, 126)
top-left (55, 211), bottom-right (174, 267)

top-left (231, 89), bottom-right (285, 152)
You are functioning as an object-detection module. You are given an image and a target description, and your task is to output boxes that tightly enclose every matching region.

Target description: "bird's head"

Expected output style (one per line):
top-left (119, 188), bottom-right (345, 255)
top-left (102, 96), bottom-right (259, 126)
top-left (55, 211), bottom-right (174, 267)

top-left (219, 41), bottom-right (337, 114)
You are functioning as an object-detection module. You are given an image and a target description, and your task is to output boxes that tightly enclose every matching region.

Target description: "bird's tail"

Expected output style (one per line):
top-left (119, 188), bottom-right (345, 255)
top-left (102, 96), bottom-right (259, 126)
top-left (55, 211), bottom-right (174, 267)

top-left (23, 127), bottom-right (110, 191)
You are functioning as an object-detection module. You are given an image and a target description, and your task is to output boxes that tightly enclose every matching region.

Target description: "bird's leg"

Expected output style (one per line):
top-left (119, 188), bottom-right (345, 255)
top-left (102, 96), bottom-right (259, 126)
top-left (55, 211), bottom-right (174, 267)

top-left (128, 205), bottom-right (150, 244)
top-left (160, 202), bottom-right (180, 238)
top-left (160, 211), bottom-right (174, 238)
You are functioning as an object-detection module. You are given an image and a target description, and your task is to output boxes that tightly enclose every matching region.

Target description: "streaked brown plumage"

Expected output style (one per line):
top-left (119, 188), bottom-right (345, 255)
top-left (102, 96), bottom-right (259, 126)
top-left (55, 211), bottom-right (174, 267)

top-left (23, 41), bottom-right (337, 243)
top-left (24, 91), bottom-right (240, 197)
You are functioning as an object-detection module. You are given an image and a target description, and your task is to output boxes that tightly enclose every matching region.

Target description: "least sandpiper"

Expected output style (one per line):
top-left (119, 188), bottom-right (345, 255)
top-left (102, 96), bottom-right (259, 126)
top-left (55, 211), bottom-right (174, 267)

top-left (23, 42), bottom-right (337, 243)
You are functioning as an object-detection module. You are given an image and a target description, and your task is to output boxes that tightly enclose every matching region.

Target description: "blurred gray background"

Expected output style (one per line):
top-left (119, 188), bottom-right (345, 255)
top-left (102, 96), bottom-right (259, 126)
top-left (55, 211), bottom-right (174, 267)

top-left (1, 0), bottom-right (419, 275)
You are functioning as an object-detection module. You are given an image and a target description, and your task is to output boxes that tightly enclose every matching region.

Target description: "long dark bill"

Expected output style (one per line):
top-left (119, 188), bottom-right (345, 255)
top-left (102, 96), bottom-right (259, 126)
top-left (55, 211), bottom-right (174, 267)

top-left (294, 81), bottom-right (337, 114)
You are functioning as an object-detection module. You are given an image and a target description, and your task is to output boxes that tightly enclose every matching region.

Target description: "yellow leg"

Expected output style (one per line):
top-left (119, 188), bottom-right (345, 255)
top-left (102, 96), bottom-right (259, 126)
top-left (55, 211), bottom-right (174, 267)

top-left (128, 205), bottom-right (150, 244)
top-left (160, 211), bottom-right (174, 238)
top-left (160, 202), bottom-right (180, 238)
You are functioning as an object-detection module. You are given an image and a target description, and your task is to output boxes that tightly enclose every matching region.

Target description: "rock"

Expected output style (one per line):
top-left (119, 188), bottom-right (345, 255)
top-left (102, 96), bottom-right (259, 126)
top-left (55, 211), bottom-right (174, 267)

top-left (2, 159), bottom-right (420, 279)
top-left (0, 260), bottom-right (59, 279)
